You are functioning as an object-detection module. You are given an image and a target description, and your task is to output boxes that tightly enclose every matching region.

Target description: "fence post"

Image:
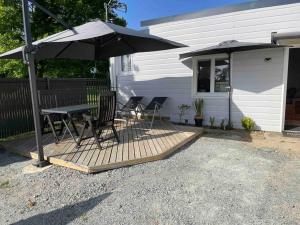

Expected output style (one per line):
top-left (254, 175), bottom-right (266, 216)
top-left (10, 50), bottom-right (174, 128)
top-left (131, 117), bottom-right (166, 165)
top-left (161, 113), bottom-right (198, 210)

top-left (46, 77), bottom-right (50, 90)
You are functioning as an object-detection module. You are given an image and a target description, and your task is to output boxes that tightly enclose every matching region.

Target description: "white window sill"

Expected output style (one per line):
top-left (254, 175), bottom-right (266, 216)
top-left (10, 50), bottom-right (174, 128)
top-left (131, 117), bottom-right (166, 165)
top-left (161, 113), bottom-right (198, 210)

top-left (120, 71), bottom-right (134, 76)
top-left (193, 92), bottom-right (229, 99)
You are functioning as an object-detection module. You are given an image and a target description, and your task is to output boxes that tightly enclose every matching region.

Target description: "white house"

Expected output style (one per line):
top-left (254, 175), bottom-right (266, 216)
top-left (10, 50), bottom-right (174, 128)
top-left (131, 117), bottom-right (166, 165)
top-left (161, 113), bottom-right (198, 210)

top-left (111, 0), bottom-right (300, 132)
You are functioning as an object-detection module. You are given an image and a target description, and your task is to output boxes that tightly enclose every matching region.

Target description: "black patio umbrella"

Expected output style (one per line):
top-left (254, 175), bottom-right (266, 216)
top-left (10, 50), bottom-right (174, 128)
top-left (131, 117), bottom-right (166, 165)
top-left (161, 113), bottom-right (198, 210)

top-left (0, 1), bottom-right (186, 167)
top-left (179, 40), bottom-right (286, 125)
top-left (179, 40), bottom-right (284, 59)
top-left (0, 19), bottom-right (186, 60)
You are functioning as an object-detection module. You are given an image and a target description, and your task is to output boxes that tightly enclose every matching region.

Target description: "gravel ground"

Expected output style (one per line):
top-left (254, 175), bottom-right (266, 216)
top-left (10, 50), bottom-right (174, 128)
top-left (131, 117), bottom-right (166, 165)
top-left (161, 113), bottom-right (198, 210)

top-left (0, 131), bottom-right (300, 225)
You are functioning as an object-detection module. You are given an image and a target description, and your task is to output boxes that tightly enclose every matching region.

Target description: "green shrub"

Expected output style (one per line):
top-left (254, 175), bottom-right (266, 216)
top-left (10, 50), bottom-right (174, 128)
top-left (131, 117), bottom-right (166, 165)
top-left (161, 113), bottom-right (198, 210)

top-left (0, 180), bottom-right (9, 189)
top-left (209, 116), bottom-right (215, 128)
top-left (192, 99), bottom-right (204, 118)
top-left (241, 117), bottom-right (256, 132)
top-left (220, 119), bottom-right (227, 130)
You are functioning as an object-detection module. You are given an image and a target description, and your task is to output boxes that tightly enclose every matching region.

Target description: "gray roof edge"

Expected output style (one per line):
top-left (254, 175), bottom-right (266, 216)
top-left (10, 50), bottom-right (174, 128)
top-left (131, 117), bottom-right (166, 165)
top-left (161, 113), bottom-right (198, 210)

top-left (141, 0), bottom-right (300, 27)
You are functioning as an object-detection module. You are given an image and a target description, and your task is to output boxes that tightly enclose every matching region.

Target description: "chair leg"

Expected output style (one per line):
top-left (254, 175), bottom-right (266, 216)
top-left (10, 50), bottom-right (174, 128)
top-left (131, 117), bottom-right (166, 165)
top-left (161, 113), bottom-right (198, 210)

top-left (58, 116), bottom-right (64, 136)
top-left (150, 106), bottom-right (157, 130)
top-left (126, 111), bottom-right (129, 127)
top-left (91, 126), bottom-right (102, 149)
top-left (97, 129), bottom-right (103, 138)
top-left (76, 122), bottom-right (87, 148)
top-left (112, 125), bottom-right (120, 143)
top-left (46, 115), bottom-right (59, 143)
top-left (134, 110), bottom-right (139, 123)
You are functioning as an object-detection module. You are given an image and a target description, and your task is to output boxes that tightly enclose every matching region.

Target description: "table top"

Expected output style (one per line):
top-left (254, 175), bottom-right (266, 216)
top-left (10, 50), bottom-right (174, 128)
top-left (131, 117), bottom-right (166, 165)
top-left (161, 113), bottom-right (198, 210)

top-left (41, 104), bottom-right (97, 114)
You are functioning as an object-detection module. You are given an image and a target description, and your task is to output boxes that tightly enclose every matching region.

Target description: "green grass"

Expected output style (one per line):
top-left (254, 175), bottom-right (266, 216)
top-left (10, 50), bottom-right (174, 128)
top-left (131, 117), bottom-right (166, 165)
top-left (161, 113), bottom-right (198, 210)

top-left (0, 131), bottom-right (35, 143)
top-left (0, 180), bottom-right (10, 189)
top-left (80, 213), bottom-right (88, 222)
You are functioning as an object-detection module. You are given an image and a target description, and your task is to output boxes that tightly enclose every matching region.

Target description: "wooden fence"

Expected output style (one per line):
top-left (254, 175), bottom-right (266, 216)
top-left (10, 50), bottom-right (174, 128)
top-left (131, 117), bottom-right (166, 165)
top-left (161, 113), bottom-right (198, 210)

top-left (0, 78), bottom-right (110, 139)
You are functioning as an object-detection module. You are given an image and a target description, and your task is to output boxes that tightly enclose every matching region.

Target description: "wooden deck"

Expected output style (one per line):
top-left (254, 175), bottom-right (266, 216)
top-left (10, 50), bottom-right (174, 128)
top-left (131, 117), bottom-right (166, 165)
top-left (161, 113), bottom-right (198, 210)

top-left (1, 120), bottom-right (202, 173)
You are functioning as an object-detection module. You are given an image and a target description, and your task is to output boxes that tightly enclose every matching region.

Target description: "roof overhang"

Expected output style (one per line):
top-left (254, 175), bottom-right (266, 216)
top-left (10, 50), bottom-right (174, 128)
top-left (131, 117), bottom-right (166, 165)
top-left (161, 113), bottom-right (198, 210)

top-left (272, 31), bottom-right (300, 46)
top-left (141, 0), bottom-right (300, 27)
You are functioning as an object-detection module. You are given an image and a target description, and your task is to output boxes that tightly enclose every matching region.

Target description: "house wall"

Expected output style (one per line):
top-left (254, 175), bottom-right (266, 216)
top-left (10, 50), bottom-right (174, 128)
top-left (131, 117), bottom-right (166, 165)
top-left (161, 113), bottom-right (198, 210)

top-left (231, 48), bottom-right (285, 131)
top-left (112, 2), bottom-right (300, 131)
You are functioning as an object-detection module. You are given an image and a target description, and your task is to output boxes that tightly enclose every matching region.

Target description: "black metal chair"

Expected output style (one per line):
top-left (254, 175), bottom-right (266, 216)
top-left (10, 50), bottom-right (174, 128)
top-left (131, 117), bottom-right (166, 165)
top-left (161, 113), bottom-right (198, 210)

top-left (117, 96), bottom-right (144, 123)
top-left (140, 97), bottom-right (168, 129)
top-left (77, 91), bottom-right (120, 149)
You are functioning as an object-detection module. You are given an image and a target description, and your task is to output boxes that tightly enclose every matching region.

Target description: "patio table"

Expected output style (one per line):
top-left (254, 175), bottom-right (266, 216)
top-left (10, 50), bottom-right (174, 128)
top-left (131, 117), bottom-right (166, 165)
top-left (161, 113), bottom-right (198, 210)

top-left (41, 104), bottom-right (97, 143)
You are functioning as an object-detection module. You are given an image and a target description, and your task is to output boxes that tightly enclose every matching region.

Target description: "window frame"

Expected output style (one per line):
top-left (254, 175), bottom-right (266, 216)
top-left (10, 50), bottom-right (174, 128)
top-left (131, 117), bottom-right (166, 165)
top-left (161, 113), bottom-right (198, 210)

top-left (120, 54), bottom-right (133, 74)
top-left (192, 53), bottom-right (230, 98)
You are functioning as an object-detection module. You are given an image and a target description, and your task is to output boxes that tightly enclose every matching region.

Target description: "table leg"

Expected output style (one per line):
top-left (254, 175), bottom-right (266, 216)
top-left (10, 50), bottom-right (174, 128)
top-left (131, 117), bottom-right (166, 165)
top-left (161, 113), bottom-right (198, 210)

top-left (68, 114), bottom-right (79, 137)
top-left (46, 114), bottom-right (59, 143)
top-left (62, 118), bottom-right (77, 143)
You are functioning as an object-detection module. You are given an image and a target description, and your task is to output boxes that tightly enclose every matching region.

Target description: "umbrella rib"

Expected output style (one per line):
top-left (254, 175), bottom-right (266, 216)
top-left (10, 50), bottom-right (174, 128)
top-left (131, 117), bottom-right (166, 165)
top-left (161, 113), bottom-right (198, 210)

top-left (54, 42), bottom-right (74, 58)
top-left (121, 36), bottom-right (136, 52)
top-left (99, 34), bottom-right (118, 48)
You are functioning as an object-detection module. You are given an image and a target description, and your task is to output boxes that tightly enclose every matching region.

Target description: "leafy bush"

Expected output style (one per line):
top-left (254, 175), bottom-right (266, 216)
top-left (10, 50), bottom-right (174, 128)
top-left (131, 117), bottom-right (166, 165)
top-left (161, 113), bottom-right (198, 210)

top-left (241, 117), bottom-right (256, 132)
top-left (192, 99), bottom-right (204, 117)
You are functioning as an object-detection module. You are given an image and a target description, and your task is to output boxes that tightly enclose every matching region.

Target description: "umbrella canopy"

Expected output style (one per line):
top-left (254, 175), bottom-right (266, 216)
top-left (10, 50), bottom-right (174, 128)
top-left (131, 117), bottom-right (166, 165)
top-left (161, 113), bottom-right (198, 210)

top-left (180, 40), bottom-right (285, 59)
top-left (0, 19), bottom-right (186, 60)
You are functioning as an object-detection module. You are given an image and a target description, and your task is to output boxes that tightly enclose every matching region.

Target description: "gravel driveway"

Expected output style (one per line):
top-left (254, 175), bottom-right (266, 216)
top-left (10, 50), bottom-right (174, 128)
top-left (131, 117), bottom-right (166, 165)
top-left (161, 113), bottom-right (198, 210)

top-left (0, 131), bottom-right (299, 225)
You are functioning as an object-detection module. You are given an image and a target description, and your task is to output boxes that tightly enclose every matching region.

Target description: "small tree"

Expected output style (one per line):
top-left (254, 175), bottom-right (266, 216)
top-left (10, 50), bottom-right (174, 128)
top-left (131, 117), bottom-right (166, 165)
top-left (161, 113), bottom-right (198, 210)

top-left (178, 104), bottom-right (191, 124)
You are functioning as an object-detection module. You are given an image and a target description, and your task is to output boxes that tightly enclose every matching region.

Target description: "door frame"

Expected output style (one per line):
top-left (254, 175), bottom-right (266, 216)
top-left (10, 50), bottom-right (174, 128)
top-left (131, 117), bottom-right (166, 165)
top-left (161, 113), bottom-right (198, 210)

top-left (280, 47), bottom-right (290, 132)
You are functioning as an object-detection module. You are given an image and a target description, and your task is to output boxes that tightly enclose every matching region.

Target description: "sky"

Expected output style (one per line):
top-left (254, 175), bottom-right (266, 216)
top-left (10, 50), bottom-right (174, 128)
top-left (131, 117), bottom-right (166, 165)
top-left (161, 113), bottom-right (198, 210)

top-left (118, 0), bottom-right (253, 29)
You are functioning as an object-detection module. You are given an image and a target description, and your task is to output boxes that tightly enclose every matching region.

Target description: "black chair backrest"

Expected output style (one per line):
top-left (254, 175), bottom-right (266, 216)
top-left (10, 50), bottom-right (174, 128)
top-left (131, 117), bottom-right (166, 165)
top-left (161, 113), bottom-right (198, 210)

top-left (145, 97), bottom-right (168, 110)
top-left (38, 88), bottom-right (87, 109)
top-left (122, 96), bottom-right (143, 110)
top-left (96, 91), bottom-right (116, 126)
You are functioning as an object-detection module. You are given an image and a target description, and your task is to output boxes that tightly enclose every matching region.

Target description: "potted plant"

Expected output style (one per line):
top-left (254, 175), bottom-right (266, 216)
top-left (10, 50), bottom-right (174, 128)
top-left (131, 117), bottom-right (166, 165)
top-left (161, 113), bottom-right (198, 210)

top-left (178, 104), bottom-right (191, 124)
top-left (192, 98), bottom-right (204, 127)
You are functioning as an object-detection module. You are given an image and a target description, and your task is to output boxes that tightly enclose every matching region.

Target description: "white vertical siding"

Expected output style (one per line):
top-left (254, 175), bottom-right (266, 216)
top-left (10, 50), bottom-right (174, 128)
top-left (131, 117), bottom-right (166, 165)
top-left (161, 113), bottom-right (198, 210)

top-left (113, 3), bottom-right (300, 131)
top-left (231, 48), bottom-right (285, 132)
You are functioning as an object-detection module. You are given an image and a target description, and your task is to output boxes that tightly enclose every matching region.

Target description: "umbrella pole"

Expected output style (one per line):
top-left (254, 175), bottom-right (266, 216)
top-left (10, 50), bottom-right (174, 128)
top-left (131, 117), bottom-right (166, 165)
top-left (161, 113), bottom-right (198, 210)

top-left (22, 0), bottom-right (48, 167)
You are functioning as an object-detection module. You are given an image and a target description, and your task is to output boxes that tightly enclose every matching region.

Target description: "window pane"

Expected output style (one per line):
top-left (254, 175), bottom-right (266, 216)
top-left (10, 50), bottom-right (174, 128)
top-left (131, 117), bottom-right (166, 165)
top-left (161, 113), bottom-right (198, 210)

top-left (197, 60), bottom-right (211, 92)
top-left (215, 58), bottom-right (229, 92)
top-left (121, 55), bottom-right (132, 72)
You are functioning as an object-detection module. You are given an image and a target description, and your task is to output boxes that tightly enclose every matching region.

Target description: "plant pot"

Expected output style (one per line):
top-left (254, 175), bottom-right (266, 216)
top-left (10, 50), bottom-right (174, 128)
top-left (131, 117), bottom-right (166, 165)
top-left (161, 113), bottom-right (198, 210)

top-left (194, 117), bottom-right (203, 127)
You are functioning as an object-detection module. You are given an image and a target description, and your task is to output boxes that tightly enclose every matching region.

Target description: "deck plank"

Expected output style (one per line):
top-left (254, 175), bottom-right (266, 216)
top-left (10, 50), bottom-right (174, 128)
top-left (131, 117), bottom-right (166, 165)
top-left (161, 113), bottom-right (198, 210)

top-left (138, 120), bottom-right (157, 156)
top-left (115, 121), bottom-right (125, 163)
top-left (134, 121), bottom-right (147, 158)
top-left (76, 138), bottom-right (95, 165)
top-left (2, 120), bottom-right (202, 173)
top-left (131, 122), bottom-right (142, 159)
top-left (127, 123), bottom-right (135, 160)
top-left (90, 128), bottom-right (110, 166)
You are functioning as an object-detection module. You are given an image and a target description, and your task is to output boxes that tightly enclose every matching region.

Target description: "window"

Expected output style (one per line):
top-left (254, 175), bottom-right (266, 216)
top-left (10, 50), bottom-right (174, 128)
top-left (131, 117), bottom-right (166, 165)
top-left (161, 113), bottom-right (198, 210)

top-left (194, 55), bottom-right (230, 94)
top-left (215, 58), bottom-right (229, 92)
top-left (121, 54), bottom-right (132, 72)
top-left (197, 60), bottom-right (211, 92)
